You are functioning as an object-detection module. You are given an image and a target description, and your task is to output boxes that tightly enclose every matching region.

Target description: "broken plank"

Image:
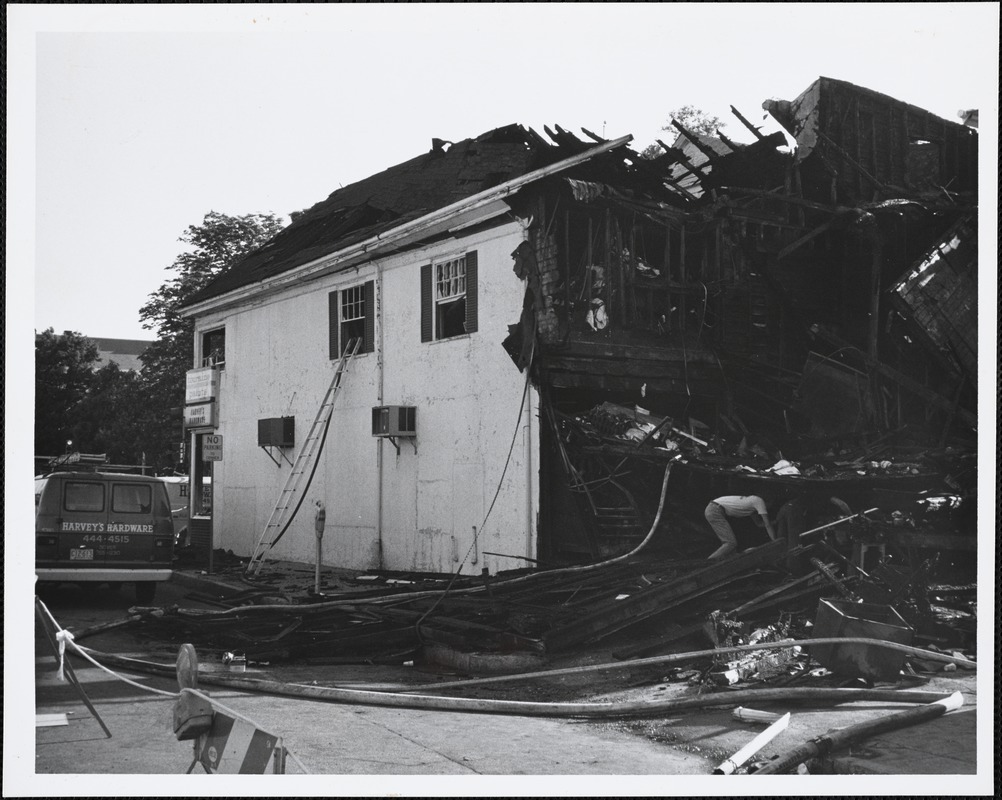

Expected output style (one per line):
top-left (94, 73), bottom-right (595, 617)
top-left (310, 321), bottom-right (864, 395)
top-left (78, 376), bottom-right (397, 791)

top-left (718, 185), bottom-right (844, 214)
top-left (810, 326), bottom-right (976, 427)
top-left (731, 571), bottom-right (821, 615)
top-left (670, 120), bottom-right (722, 161)
top-left (36, 713), bottom-right (70, 728)
top-left (874, 530), bottom-right (976, 551)
top-left (374, 607), bottom-right (545, 652)
top-left (730, 104), bottom-right (766, 140)
top-left (777, 219), bottom-right (837, 260)
top-left (657, 140), bottom-right (710, 177)
top-left (612, 621), bottom-right (708, 659)
top-left (542, 541), bottom-right (788, 652)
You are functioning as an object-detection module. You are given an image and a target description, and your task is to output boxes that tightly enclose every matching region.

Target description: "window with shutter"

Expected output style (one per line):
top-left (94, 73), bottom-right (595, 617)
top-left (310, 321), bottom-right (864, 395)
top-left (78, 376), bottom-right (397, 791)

top-left (329, 281), bottom-right (375, 359)
top-left (422, 250), bottom-right (478, 341)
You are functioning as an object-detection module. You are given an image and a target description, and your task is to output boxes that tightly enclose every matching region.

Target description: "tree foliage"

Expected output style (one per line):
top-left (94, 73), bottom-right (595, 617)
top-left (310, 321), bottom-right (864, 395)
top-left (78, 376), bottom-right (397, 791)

top-left (34, 212), bottom-right (285, 473)
top-left (74, 363), bottom-right (146, 464)
top-left (639, 106), bottom-right (727, 160)
top-left (137, 211), bottom-right (285, 472)
top-left (35, 332), bottom-right (152, 467)
top-left (35, 328), bottom-right (100, 457)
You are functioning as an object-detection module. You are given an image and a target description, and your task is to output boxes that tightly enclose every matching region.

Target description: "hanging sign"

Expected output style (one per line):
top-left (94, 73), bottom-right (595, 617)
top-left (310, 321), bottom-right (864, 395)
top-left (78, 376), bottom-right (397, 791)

top-left (184, 403), bottom-right (217, 429)
top-left (186, 367), bottom-right (219, 403)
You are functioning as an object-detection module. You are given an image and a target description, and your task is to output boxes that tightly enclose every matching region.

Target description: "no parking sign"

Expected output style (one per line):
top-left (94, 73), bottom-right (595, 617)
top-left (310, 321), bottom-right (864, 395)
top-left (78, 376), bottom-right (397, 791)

top-left (203, 435), bottom-right (223, 461)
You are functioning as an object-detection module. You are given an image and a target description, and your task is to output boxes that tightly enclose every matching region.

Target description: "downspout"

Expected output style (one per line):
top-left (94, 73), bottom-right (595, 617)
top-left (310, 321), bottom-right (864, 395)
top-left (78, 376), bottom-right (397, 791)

top-left (376, 261), bottom-right (385, 569)
top-left (524, 385), bottom-right (534, 562)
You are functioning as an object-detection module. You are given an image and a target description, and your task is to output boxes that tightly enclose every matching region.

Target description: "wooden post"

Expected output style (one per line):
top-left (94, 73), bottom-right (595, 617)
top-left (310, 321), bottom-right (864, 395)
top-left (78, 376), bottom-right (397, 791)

top-left (563, 209), bottom-right (570, 311)
top-left (870, 113), bottom-right (880, 194)
top-left (679, 225), bottom-right (687, 334)
top-left (853, 99), bottom-right (864, 198)
top-left (604, 210), bottom-right (613, 328)
top-left (868, 234), bottom-right (882, 361)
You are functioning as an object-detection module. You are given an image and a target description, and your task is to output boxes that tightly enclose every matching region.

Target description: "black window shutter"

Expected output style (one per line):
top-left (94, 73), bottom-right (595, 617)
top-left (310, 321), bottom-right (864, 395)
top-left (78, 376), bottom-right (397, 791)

top-left (363, 280), bottom-right (375, 354)
top-left (420, 264), bottom-right (433, 342)
top-left (465, 250), bottom-right (478, 334)
top-left (328, 290), bottom-right (339, 359)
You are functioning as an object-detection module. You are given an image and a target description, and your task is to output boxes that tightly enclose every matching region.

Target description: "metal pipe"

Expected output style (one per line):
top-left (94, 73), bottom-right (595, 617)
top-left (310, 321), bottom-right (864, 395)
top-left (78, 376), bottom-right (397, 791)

top-left (524, 384), bottom-right (534, 563)
top-left (376, 260), bottom-right (385, 569)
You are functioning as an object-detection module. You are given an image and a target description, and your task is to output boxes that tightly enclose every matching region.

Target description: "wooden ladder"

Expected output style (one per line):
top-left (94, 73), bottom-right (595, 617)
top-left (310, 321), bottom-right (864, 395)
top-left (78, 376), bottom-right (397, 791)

top-left (245, 339), bottom-right (361, 576)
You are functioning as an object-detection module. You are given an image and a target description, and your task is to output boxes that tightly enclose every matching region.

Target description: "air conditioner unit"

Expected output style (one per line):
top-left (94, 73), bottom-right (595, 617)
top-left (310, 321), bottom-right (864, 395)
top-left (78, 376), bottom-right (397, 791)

top-left (258, 416), bottom-right (295, 448)
top-left (371, 406), bottom-right (417, 437)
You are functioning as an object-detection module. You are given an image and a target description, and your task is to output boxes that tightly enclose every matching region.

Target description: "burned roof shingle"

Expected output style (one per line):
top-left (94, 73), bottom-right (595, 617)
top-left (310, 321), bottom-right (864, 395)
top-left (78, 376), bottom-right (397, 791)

top-left (185, 124), bottom-right (544, 305)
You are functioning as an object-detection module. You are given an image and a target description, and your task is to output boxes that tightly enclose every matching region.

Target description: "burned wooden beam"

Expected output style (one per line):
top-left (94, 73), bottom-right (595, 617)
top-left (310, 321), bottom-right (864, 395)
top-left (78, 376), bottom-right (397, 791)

top-left (545, 124), bottom-right (590, 154)
top-left (657, 140), bottom-right (710, 177)
top-left (777, 219), bottom-right (837, 260)
top-left (716, 128), bottom-right (744, 152)
top-left (816, 130), bottom-right (893, 196)
top-left (670, 119), bottom-right (721, 162)
top-left (872, 530), bottom-right (976, 551)
top-left (542, 540), bottom-right (789, 652)
top-left (809, 326), bottom-right (975, 427)
top-left (718, 185), bottom-right (844, 214)
top-left (730, 104), bottom-right (766, 141)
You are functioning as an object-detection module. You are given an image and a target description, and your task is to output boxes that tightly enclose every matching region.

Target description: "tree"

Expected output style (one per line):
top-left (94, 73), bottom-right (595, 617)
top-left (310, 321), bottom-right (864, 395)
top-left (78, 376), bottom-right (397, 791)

top-left (137, 211), bottom-right (285, 472)
top-left (74, 363), bottom-right (147, 465)
top-left (639, 106), bottom-right (727, 160)
top-left (35, 328), bottom-right (100, 457)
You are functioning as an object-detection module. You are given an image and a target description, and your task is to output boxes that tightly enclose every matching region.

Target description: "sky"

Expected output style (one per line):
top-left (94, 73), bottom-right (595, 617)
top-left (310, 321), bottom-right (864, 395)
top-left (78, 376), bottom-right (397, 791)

top-left (9, 3), bottom-right (999, 342)
top-left (5, 5), bottom-right (999, 795)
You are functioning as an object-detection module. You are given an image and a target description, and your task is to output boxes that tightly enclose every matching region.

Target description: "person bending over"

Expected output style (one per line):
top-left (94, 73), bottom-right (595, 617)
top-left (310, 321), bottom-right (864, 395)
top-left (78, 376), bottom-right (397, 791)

top-left (703, 495), bottom-right (777, 560)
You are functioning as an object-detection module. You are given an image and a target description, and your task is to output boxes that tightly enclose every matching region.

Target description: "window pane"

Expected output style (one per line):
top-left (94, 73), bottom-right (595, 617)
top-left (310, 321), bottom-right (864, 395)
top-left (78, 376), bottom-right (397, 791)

top-left (339, 283), bottom-right (367, 354)
top-left (436, 297), bottom-right (467, 339)
top-left (341, 285), bottom-right (365, 322)
top-left (202, 329), bottom-right (225, 367)
top-left (112, 484), bottom-right (152, 514)
top-left (435, 257), bottom-right (466, 301)
top-left (64, 482), bottom-right (104, 512)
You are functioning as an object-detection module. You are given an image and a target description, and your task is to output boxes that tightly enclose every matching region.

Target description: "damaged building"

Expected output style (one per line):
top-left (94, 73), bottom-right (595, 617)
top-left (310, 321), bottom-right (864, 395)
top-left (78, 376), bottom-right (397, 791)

top-left (178, 76), bottom-right (977, 583)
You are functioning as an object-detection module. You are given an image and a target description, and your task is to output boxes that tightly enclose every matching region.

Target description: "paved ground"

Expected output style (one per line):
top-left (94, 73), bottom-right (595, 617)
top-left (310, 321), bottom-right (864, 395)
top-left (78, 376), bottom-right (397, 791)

top-left (8, 566), bottom-right (992, 795)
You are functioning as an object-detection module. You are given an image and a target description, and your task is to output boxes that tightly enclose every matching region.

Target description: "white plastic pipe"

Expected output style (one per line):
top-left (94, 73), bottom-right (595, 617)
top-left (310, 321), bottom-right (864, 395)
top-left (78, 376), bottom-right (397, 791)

top-left (714, 712), bottom-right (791, 774)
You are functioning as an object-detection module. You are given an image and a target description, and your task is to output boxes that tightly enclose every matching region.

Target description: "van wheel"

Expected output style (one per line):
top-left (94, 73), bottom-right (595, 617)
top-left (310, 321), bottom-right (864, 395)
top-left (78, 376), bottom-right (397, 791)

top-left (135, 582), bottom-right (157, 604)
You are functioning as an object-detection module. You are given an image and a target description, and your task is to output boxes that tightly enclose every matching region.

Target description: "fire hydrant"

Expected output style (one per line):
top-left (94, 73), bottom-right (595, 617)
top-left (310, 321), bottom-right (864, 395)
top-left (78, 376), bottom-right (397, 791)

top-left (314, 501), bottom-right (326, 594)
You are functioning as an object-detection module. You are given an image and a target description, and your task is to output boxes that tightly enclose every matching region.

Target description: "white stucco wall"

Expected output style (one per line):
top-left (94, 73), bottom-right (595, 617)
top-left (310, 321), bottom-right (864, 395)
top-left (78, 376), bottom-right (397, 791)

top-left (194, 220), bottom-right (539, 575)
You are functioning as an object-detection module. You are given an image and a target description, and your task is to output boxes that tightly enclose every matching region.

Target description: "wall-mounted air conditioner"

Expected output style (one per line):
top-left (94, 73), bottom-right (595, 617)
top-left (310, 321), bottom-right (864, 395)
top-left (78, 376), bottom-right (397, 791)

top-left (371, 406), bottom-right (417, 438)
top-left (258, 416), bottom-right (296, 448)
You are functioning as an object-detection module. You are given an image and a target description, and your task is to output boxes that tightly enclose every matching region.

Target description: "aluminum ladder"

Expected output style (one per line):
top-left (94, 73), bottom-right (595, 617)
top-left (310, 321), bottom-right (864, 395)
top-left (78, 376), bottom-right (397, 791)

top-left (245, 338), bottom-right (361, 576)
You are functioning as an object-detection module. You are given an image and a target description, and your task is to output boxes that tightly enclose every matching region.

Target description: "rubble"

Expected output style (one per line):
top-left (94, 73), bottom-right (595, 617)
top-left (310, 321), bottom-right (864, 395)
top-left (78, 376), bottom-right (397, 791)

top-left (135, 79), bottom-right (979, 718)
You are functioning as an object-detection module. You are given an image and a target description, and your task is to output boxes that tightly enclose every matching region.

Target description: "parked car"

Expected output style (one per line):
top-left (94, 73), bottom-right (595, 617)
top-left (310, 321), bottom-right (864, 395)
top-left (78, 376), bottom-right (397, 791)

top-left (35, 471), bottom-right (175, 603)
